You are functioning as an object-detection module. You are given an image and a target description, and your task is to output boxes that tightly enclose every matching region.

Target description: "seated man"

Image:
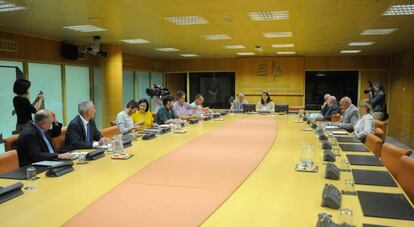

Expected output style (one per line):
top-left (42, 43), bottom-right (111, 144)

top-left (17, 110), bottom-right (74, 167)
top-left (173, 90), bottom-right (199, 120)
top-left (331, 97), bottom-right (358, 131)
top-left (230, 93), bottom-right (248, 111)
top-left (155, 95), bottom-right (176, 125)
top-left (191, 94), bottom-right (213, 117)
top-left (64, 101), bottom-right (107, 151)
top-left (316, 96), bottom-right (340, 121)
top-left (321, 93), bottom-right (331, 116)
top-left (116, 100), bottom-right (142, 134)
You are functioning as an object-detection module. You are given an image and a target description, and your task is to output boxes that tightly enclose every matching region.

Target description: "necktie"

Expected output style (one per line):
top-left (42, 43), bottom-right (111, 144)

top-left (41, 131), bottom-right (54, 153)
top-left (86, 122), bottom-right (91, 143)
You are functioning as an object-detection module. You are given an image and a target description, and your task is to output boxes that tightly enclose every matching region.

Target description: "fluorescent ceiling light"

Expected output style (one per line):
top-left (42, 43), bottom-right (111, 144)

top-left (224, 45), bottom-right (246, 49)
top-left (248, 11), bottom-right (289, 21)
top-left (165, 16), bottom-right (209, 25)
top-left (340, 50), bottom-right (361, 54)
top-left (383, 4), bottom-right (414, 16)
top-left (237, 52), bottom-right (255, 56)
top-left (271, 43), bottom-right (295, 48)
top-left (202, 34), bottom-right (231, 40)
top-left (0, 1), bottom-right (26, 12)
top-left (155, 48), bottom-right (179, 52)
top-left (63, 25), bottom-right (106, 32)
top-left (360, 28), bottom-right (397, 35)
top-left (180, 54), bottom-right (198, 57)
top-left (348, 42), bottom-right (375, 46)
top-left (121, 39), bottom-right (150, 44)
top-left (263, 32), bottom-right (292, 38)
top-left (277, 51), bottom-right (296, 55)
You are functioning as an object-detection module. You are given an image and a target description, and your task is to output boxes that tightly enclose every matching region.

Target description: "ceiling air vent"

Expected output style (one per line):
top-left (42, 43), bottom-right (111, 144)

top-left (0, 39), bottom-right (18, 52)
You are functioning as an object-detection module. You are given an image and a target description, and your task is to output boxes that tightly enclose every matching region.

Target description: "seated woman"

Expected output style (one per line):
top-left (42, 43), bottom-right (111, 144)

top-left (131, 99), bottom-right (154, 128)
top-left (353, 101), bottom-right (375, 142)
top-left (257, 91), bottom-right (274, 113)
top-left (116, 100), bottom-right (142, 134)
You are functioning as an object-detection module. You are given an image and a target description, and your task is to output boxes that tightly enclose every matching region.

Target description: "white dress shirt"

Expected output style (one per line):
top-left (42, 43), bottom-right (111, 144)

top-left (79, 114), bottom-right (99, 148)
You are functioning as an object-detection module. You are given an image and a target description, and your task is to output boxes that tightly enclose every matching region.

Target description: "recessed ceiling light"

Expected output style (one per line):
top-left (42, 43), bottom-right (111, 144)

top-left (63, 25), bottom-right (106, 32)
top-left (180, 54), bottom-right (198, 57)
top-left (340, 50), bottom-right (361, 54)
top-left (383, 4), bottom-right (414, 16)
top-left (165, 16), bottom-right (209, 25)
top-left (121, 39), bottom-right (150, 44)
top-left (277, 51), bottom-right (296, 55)
top-left (0, 1), bottom-right (26, 12)
top-left (248, 11), bottom-right (289, 21)
top-left (271, 44), bottom-right (295, 48)
top-left (155, 48), bottom-right (179, 52)
top-left (202, 34), bottom-right (232, 40)
top-left (348, 42), bottom-right (375, 46)
top-left (224, 45), bottom-right (246, 49)
top-left (263, 32), bottom-right (292, 38)
top-left (237, 52), bottom-right (255, 56)
top-left (360, 28), bottom-right (397, 35)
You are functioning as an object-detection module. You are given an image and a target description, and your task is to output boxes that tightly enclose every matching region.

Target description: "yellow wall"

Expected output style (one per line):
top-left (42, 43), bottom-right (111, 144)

top-left (389, 49), bottom-right (414, 147)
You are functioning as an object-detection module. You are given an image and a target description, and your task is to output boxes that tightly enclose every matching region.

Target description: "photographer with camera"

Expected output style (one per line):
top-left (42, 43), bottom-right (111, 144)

top-left (146, 84), bottom-right (170, 113)
top-left (364, 81), bottom-right (387, 121)
top-left (13, 79), bottom-right (45, 133)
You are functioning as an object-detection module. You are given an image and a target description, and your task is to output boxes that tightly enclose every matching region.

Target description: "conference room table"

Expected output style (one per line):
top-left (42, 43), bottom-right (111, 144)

top-left (0, 114), bottom-right (413, 227)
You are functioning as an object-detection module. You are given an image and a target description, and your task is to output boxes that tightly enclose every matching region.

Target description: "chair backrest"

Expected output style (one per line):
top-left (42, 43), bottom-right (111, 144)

top-left (2, 134), bottom-right (19, 151)
top-left (0, 150), bottom-right (19, 174)
top-left (101, 126), bottom-right (121, 138)
top-left (397, 155), bottom-right (414, 204)
top-left (331, 113), bottom-right (341, 122)
top-left (52, 127), bottom-right (67, 152)
top-left (381, 143), bottom-right (411, 178)
top-left (274, 104), bottom-right (289, 113)
top-left (374, 120), bottom-right (387, 135)
top-left (288, 105), bottom-right (304, 113)
top-left (365, 133), bottom-right (383, 157)
top-left (374, 127), bottom-right (385, 142)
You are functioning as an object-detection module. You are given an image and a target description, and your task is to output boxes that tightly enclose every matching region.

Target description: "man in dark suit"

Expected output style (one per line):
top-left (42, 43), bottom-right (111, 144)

top-left (16, 110), bottom-right (74, 167)
top-left (63, 101), bottom-right (107, 151)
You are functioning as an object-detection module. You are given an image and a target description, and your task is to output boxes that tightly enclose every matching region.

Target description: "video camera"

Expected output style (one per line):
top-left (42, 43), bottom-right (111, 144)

top-left (363, 80), bottom-right (374, 94)
top-left (146, 84), bottom-right (170, 97)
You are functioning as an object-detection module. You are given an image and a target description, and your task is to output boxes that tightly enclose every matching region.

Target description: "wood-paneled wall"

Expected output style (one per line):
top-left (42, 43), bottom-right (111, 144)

top-left (388, 49), bottom-right (414, 147)
top-left (122, 52), bottom-right (163, 72)
top-left (0, 30), bottom-right (96, 65)
top-left (164, 55), bottom-right (390, 107)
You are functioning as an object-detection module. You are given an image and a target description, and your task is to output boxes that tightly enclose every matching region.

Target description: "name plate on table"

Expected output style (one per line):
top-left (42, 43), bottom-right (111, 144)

top-left (295, 162), bottom-right (318, 172)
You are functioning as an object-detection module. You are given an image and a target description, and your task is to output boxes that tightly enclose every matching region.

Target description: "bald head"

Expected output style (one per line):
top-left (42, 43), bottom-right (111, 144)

top-left (327, 96), bottom-right (336, 106)
top-left (324, 93), bottom-right (331, 100)
top-left (34, 109), bottom-right (53, 131)
top-left (340, 97), bottom-right (352, 110)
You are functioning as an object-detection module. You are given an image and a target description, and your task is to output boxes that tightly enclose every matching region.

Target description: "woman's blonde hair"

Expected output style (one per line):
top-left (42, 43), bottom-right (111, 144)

top-left (358, 101), bottom-right (373, 114)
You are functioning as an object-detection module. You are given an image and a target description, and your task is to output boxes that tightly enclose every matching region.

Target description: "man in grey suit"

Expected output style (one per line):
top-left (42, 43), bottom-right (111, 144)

top-left (332, 97), bottom-right (358, 131)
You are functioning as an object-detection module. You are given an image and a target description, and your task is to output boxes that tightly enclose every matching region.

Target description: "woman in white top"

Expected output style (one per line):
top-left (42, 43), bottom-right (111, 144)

top-left (116, 100), bottom-right (142, 134)
top-left (257, 91), bottom-right (274, 113)
top-left (353, 101), bottom-right (375, 142)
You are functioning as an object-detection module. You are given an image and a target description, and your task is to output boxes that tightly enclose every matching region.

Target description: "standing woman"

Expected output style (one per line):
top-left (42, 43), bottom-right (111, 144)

top-left (353, 102), bottom-right (375, 142)
top-left (257, 91), bottom-right (274, 113)
top-left (131, 98), bottom-right (154, 128)
top-left (13, 79), bottom-right (44, 133)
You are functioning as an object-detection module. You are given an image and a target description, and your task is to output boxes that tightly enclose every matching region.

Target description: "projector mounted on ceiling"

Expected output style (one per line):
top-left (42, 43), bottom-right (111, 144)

top-left (85, 36), bottom-right (107, 57)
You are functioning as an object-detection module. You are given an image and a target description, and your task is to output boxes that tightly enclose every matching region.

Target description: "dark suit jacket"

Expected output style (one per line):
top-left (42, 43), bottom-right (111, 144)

top-left (17, 122), bottom-right (62, 167)
top-left (63, 115), bottom-right (102, 151)
top-left (323, 103), bottom-right (340, 121)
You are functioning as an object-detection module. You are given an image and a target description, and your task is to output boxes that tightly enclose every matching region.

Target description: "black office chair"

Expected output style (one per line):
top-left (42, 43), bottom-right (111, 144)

top-left (275, 104), bottom-right (289, 113)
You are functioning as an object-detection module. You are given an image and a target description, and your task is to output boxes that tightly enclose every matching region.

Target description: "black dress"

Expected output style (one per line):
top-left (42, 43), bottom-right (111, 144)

top-left (13, 96), bottom-right (36, 132)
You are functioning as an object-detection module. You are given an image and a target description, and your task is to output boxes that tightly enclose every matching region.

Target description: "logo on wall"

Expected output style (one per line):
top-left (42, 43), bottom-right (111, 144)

top-left (256, 59), bottom-right (283, 80)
